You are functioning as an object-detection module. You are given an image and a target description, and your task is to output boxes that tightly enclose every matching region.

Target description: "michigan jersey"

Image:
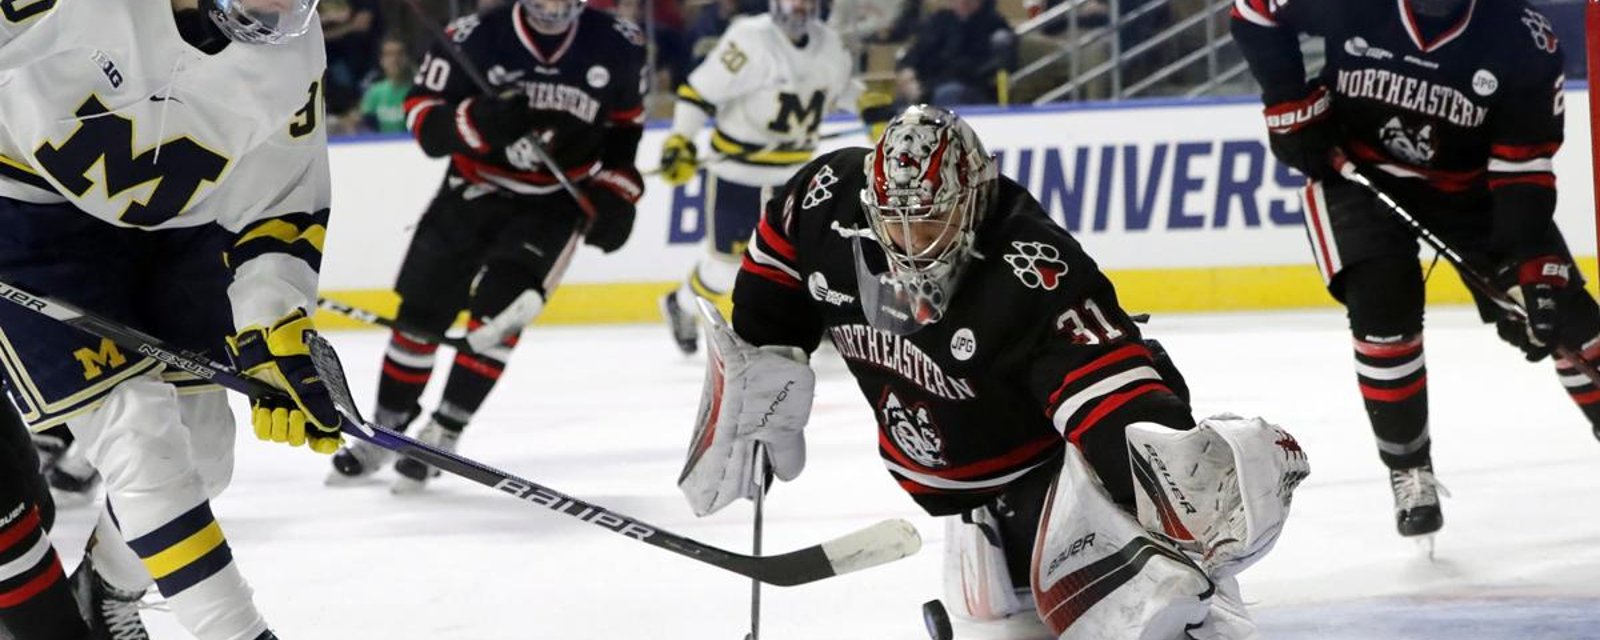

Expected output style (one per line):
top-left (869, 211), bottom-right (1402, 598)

top-left (674, 16), bottom-right (862, 186)
top-left (0, 0), bottom-right (329, 328)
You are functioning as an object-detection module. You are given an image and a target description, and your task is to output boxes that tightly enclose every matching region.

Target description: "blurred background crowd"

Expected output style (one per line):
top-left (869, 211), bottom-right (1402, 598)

top-left (324, 0), bottom-right (1592, 136)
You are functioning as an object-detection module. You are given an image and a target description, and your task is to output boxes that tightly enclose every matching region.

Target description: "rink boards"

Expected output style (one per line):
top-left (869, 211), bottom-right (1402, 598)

top-left (316, 90), bottom-right (1598, 328)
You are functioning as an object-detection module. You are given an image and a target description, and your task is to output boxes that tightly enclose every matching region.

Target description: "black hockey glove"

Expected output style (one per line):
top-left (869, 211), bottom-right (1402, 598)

top-left (458, 93), bottom-right (538, 154)
top-left (1142, 338), bottom-right (1191, 405)
top-left (583, 167), bottom-right (643, 253)
top-left (1495, 255), bottom-right (1572, 362)
top-left (1263, 85), bottom-right (1340, 182)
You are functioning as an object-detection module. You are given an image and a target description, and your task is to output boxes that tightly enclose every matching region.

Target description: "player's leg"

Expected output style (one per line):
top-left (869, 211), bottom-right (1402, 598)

top-left (71, 375), bottom-right (269, 640)
top-left (69, 223), bottom-right (277, 640)
top-left (330, 185), bottom-right (484, 481)
top-left (391, 196), bottom-right (586, 492)
top-left (0, 394), bottom-right (91, 640)
top-left (662, 174), bottom-right (767, 355)
top-left (941, 460), bottom-right (1057, 623)
top-left (1304, 179), bottom-right (1439, 537)
top-left (1030, 445), bottom-right (1212, 638)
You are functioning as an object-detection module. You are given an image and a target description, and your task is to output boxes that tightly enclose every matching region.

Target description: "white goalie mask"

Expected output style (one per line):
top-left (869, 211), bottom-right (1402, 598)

top-left (852, 105), bottom-right (997, 335)
top-left (770, 0), bottom-right (815, 41)
top-left (520, 0), bottom-right (586, 33)
top-left (207, 0), bottom-right (320, 45)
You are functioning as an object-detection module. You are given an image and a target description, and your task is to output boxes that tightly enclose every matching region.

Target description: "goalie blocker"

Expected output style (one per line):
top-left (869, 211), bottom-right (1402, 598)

top-left (676, 105), bottom-right (1310, 638)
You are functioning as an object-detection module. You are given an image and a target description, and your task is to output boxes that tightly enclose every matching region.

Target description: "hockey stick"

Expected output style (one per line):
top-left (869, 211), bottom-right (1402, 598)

top-left (316, 297), bottom-right (475, 353)
top-left (398, 0), bottom-right (598, 221)
top-left (645, 126), bottom-right (870, 178)
top-left (745, 446), bottom-right (769, 640)
top-left (1338, 162), bottom-right (1600, 385)
top-left (0, 280), bottom-right (921, 585)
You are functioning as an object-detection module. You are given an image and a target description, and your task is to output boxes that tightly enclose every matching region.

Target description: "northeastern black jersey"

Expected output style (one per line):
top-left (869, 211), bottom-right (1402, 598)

top-left (1232, 0), bottom-right (1565, 206)
top-left (732, 149), bottom-right (1194, 516)
top-left (402, 5), bottom-right (647, 195)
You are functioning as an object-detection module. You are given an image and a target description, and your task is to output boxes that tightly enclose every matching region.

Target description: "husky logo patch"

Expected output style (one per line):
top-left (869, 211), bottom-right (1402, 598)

top-left (1378, 117), bottom-right (1436, 166)
top-left (881, 390), bottom-right (946, 468)
top-left (1003, 241), bottom-right (1069, 290)
top-left (802, 165), bottom-right (838, 210)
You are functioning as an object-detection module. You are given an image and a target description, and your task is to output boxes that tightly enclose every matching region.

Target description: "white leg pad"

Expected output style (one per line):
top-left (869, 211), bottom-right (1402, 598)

top-left (942, 509), bottom-right (1027, 620)
top-left (1032, 445), bottom-right (1211, 639)
top-left (1127, 415), bottom-right (1310, 579)
top-left (1187, 576), bottom-right (1259, 640)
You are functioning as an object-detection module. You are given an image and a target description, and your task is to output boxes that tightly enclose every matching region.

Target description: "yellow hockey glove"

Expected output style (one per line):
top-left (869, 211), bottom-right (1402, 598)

top-left (226, 309), bottom-right (345, 454)
top-left (857, 91), bottom-right (896, 143)
top-left (659, 133), bottom-right (699, 187)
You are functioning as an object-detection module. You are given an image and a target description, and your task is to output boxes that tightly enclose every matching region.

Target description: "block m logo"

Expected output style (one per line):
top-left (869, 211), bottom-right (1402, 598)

top-left (73, 338), bottom-right (126, 380)
top-left (34, 95), bottom-right (229, 227)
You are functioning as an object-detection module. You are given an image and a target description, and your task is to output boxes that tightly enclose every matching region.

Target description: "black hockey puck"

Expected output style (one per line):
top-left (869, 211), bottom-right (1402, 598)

top-left (922, 599), bottom-right (952, 640)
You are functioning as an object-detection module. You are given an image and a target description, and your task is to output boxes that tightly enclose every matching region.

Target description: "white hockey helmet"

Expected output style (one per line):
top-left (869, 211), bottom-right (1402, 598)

top-left (206, 0), bottom-right (320, 45)
top-left (520, 0), bottom-right (586, 33)
top-left (769, 0), bottom-right (815, 41)
top-left (852, 105), bottom-right (998, 334)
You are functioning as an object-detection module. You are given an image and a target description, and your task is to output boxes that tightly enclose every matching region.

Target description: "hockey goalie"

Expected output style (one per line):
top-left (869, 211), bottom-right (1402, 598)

top-left (676, 105), bottom-right (1311, 638)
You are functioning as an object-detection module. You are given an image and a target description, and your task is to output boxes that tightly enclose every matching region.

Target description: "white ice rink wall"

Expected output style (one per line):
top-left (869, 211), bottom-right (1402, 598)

top-left (315, 90), bottom-right (1597, 328)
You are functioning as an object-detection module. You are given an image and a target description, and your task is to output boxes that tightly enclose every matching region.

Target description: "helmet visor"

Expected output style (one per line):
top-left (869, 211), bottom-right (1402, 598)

top-left (213, 0), bottom-right (318, 44)
top-left (849, 234), bottom-right (960, 336)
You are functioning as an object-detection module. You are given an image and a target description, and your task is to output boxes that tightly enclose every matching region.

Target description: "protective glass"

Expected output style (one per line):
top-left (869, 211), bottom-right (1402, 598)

top-left (210, 0), bottom-right (319, 45)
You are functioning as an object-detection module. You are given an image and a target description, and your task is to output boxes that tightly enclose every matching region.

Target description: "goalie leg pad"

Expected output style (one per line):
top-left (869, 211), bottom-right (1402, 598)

top-left (1127, 415), bottom-right (1310, 579)
top-left (1032, 445), bottom-right (1212, 639)
top-left (943, 507), bottom-right (1026, 620)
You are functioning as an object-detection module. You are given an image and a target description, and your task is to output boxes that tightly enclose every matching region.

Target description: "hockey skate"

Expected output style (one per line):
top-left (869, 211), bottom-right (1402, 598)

top-left (391, 420), bottom-right (460, 494)
top-left (70, 556), bottom-right (150, 640)
top-left (327, 406), bottom-right (418, 485)
top-left (1390, 463), bottom-right (1448, 550)
top-left (660, 291), bottom-right (699, 355)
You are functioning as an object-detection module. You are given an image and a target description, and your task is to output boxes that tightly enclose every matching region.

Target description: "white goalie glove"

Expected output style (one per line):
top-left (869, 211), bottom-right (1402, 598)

top-left (1126, 414), bottom-right (1310, 579)
top-left (678, 299), bottom-right (816, 516)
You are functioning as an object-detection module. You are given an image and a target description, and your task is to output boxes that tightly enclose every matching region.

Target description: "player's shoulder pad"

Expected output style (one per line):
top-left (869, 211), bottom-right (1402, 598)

top-left (1489, 1), bottom-right (1563, 72)
top-left (442, 7), bottom-right (499, 47)
top-left (780, 147), bottom-right (869, 229)
top-left (723, 14), bottom-right (775, 43)
top-left (580, 8), bottom-right (647, 49)
top-left (979, 176), bottom-right (1101, 300)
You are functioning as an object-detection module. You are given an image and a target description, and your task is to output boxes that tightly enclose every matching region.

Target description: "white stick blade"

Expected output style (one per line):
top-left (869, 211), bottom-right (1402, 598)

top-left (820, 518), bottom-right (922, 577)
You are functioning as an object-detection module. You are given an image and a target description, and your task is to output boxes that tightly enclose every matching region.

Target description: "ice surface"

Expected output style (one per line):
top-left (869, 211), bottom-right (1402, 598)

top-left (48, 308), bottom-right (1600, 639)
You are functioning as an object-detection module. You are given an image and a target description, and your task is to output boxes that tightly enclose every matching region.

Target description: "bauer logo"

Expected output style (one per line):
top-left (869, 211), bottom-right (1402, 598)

top-left (493, 479), bottom-right (657, 541)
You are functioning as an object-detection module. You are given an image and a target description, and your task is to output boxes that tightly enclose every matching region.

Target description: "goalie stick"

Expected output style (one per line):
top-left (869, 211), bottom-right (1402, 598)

top-left (0, 279), bottom-right (923, 586)
top-left (1338, 162), bottom-right (1600, 386)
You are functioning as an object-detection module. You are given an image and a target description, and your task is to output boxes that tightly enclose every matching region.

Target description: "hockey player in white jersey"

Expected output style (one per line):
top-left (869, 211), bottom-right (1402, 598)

top-left (656, 0), bottom-right (894, 354)
top-left (0, 0), bottom-right (340, 638)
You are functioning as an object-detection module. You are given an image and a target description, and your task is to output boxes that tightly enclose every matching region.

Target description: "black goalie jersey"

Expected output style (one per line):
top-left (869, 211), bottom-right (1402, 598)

top-left (402, 5), bottom-right (647, 195)
top-left (731, 149), bottom-right (1195, 516)
top-left (1231, 0), bottom-right (1566, 235)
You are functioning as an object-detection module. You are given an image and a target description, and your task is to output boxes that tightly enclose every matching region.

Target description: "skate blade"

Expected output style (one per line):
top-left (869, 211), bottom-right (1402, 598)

top-left (1412, 533), bottom-right (1438, 561)
top-left (323, 470), bottom-right (385, 487)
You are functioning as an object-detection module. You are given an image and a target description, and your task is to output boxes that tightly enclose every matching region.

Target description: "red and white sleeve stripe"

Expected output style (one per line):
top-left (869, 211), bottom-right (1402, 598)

top-left (741, 206), bottom-right (802, 289)
top-left (1487, 142), bottom-right (1560, 190)
top-left (1045, 343), bottom-right (1173, 443)
top-left (1231, 0), bottom-right (1278, 27)
top-left (403, 95), bottom-right (446, 136)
